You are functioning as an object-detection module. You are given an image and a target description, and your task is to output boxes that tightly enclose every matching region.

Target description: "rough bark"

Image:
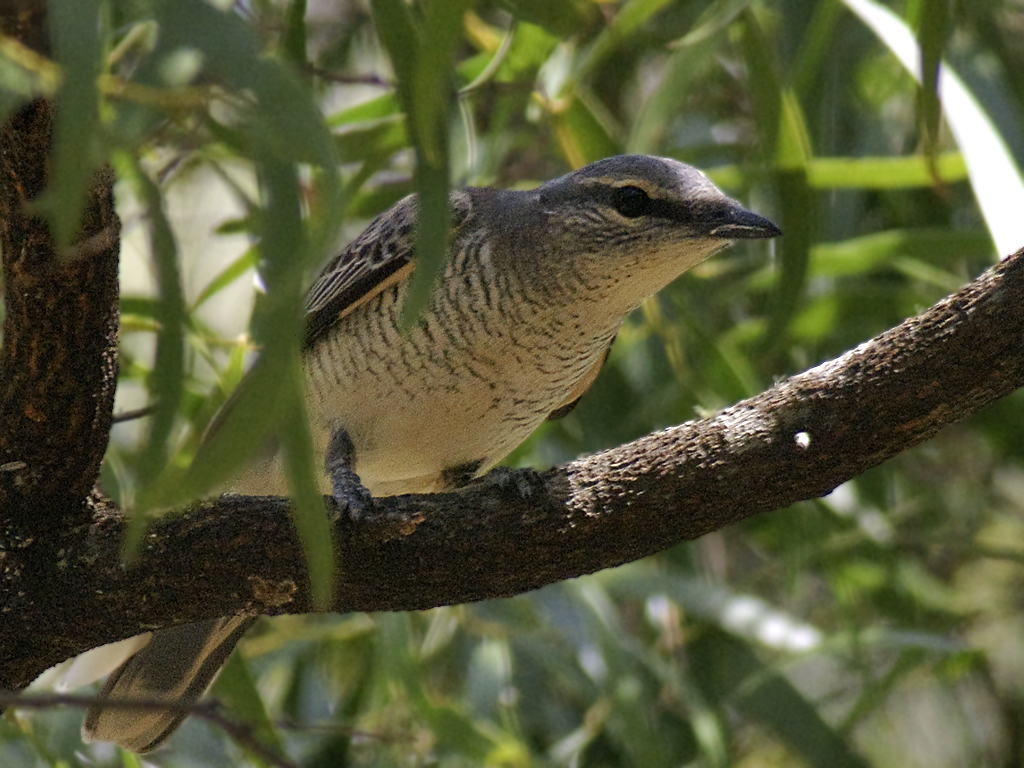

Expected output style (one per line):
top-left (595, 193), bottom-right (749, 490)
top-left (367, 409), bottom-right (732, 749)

top-left (0, 101), bottom-right (120, 528)
top-left (0, 4), bottom-right (121, 696)
top-left (1, 247), bottom-right (1021, 691)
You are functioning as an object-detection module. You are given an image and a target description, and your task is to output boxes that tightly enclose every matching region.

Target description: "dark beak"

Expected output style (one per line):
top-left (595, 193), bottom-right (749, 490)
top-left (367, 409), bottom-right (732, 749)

top-left (708, 201), bottom-right (783, 240)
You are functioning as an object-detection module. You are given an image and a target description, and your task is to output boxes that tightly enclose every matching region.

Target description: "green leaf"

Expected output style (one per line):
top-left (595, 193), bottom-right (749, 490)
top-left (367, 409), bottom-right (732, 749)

top-left (413, 1), bottom-right (471, 167)
top-left (690, 630), bottom-right (869, 768)
top-left (191, 245), bottom-right (259, 310)
top-left (809, 229), bottom-right (990, 279)
top-left (213, 646), bottom-right (287, 761)
top-left (740, 7), bottom-right (783, 159)
top-left (280, 0), bottom-right (309, 74)
top-left (345, 177), bottom-right (414, 219)
top-left (119, 296), bottom-right (160, 318)
top-left (808, 152), bottom-right (967, 188)
top-left (915, 0), bottom-right (950, 151)
top-left (370, 0), bottom-right (470, 327)
top-left (891, 254), bottom-right (968, 293)
top-left (144, 157), bottom-right (335, 605)
top-left (328, 92), bottom-right (402, 126)
top-left (368, 0), bottom-right (419, 96)
top-left (790, 0), bottom-right (842, 97)
top-left (402, 161), bottom-right (452, 327)
top-left (125, 158), bottom-right (186, 486)
top-left (405, 1), bottom-right (472, 328)
top-left (742, 12), bottom-right (813, 349)
top-left (280, 375), bottom-right (334, 610)
top-left (43, 0), bottom-right (103, 249)
top-left (496, 0), bottom-right (597, 38)
top-left (116, 155), bottom-right (187, 558)
top-left (552, 94), bottom-right (620, 169)
top-left (257, 156), bottom-right (334, 608)
top-left (120, 0), bottom-right (344, 601)
top-left (368, 0), bottom-right (430, 323)
top-left (334, 116), bottom-right (408, 162)
top-left (763, 166), bottom-right (812, 348)
top-left (776, 89), bottom-right (813, 171)
top-left (428, 704), bottom-right (497, 761)
top-left (171, 357), bottom-right (289, 501)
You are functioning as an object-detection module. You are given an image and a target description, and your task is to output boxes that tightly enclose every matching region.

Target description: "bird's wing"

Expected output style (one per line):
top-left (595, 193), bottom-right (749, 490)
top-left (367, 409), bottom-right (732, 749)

top-left (303, 194), bottom-right (418, 348)
top-left (197, 192), bottom-right (472, 469)
top-left (304, 191), bottom-right (472, 349)
top-left (546, 337), bottom-right (615, 420)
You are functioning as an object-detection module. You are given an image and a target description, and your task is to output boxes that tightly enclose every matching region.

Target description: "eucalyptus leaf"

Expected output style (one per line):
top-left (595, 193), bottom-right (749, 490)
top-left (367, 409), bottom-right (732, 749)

top-left (43, 0), bottom-right (103, 249)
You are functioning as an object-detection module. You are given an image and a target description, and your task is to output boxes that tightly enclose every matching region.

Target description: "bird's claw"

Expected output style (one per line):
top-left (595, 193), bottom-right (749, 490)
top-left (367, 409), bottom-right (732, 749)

top-left (330, 466), bottom-right (373, 520)
top-left (480, 465), bottom-right (548, 501)
top-left (325, 426), bottom-right (373, 520)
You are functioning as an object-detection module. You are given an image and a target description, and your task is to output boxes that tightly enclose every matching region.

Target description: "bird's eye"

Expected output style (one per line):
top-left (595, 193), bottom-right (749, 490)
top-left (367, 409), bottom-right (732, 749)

top-left (612, 185), bottom-right (651, 218)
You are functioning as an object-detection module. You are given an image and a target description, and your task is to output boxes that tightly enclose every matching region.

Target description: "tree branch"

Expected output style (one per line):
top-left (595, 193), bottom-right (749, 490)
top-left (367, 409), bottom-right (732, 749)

top-left (0, 51), bottom-right (120, 529)
top-left (2, 248), bottom-right (1021, 690)
top-left (0, 5), bottom-right (121, 695)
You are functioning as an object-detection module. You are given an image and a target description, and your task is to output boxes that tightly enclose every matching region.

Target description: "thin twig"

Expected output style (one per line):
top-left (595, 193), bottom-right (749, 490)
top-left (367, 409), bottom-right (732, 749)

top-left (111, 405), bottom-right (156, 424)
top-left (306, 66), bottom-right (391, 88)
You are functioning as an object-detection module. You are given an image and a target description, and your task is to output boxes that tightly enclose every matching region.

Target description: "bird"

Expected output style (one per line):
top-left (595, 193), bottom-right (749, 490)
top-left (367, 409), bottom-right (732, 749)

top-left (81, 154), bottom-right (781, 752)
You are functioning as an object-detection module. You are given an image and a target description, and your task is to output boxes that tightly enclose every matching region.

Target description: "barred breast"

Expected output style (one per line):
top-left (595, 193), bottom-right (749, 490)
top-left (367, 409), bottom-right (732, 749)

top-left (303, 233), bottom-right (620, 496)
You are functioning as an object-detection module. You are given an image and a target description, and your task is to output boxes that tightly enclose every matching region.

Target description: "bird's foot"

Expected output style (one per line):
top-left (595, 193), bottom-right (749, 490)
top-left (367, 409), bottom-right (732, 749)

top-left (480, 465), bottom-right (549, 501)
top-left (325, 427), bottom-right (373, 520)
top-left (329, 466), bottom-right (374, 520)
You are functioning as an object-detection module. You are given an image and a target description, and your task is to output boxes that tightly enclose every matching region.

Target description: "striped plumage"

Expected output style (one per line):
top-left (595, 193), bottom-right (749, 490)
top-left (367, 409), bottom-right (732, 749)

top-left (83, 155), bottom-right (780, 752)
top-left (245, 155), bottom-right (780, 497)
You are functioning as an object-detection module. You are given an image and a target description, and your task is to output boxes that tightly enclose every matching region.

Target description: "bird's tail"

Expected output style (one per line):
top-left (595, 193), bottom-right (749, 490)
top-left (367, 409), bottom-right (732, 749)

top-left (82, 615), bottom-right (257, 753)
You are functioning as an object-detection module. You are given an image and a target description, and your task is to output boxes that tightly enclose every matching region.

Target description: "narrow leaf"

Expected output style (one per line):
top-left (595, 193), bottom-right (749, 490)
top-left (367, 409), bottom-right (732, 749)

top-left (281, 0), bottom-right (309, 74)
top-left (915, 0), bottom-right (950, 151)
top-left (45, 0), bottom-right (102, 249)
top-left (552, 95), bottom-right (620, 169)
top-left (496, 0), bottom-right (597, 37)
top-left (808, 152), bottom-right (967, 188)
top-left (257, 155), bottom-right (334, 607)
top-left (370, 0), bottom-right (470, 327)
top-left (691, 630), bottom-right (869, 768)
top-left (192, 245), bottom-right (259, 310)
top-left (213, 648), bottom-right (287, 760)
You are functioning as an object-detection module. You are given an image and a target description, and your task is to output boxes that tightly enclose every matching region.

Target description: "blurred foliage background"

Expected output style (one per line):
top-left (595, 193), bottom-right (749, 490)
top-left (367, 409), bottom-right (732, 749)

top-left (3, 0), bottom-right (1024, 765)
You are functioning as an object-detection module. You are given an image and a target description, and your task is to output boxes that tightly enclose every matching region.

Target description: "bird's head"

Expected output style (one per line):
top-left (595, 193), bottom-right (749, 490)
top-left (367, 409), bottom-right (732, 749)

top-left (494, 154), bottom-right (780, 317)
